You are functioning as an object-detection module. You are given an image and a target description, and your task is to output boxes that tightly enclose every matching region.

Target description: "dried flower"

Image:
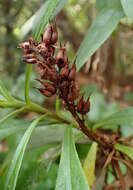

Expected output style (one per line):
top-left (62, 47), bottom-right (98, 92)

top-left (20, 19), bottom-right (91, 134)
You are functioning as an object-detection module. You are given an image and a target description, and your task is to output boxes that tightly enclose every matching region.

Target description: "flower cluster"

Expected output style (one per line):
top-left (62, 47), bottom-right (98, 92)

top-left (20, 20), bottom-right (90, 117)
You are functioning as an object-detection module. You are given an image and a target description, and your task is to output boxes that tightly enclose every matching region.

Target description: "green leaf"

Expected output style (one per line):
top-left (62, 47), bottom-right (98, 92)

top-left (76, 0), bottom-right (124, 71)
top-left (83, 142), bottom-right (98, 188)
top-left (0, 107), bottom-right (25, 126)
top-left (115, 143), bottom-right (133, 160)
top-left (93, 107), bottom-right (133, 129)
top-left (33, 0), bottom-right (67, 41)
top-left (55, 127), bottom-right (89, 190)
top-left (4, 115), bottom-right (45, 190)
top-left (0, 80), bottom-right (14, 101)
top-left (21, 0), bottom-right (67, 38)
top-left (121, 0), bottom-right (133, 21)
top-left (25, 65), bottom-right (32, 104)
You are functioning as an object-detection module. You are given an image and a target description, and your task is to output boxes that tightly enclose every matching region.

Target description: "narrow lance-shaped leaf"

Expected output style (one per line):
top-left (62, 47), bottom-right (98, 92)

top-left (0, 107), bottom-right (25, 126)
top-left (4, 115), bottom-right (45, 190)
top-left (0, 80), bottom-right (14, 101)
top-left (83, 142), bottom-right (98, 188)
top-left (55, 127), bottom-right (89, 190)
top-left (93, 107), bottom-right (133, 129)
top-left (115, 143), bottom-right (133, 160)
top-left (76, 0), bottom-right (124, 71)
top-left (121, 0), bottom-right (133, 21)
top-left (21, 0), bottom-right (67, 38)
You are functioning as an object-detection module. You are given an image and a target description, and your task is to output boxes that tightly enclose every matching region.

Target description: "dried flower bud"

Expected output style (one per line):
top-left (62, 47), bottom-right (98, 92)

top-left (37, 80), bottom-right (56, 94)
top-left (38, 88), bottom-right (53, 97)
top-left (68, 63), bottom-right (76, 81)
top-left (19, 41), bottom-right (30, 49)
top-left (83, 97), bottom-right (90, 114)
top-left (77, 96), bottom-right (84, 113)
top-left (37, 43), bottom-right (48, 54)
top-left (56, 44), bottom-right (68, 69)
top-left (23, 57), bottom-right (37, 64)
top-left (51, 20), bottom-right (58, 44)
top-left (42, 24), bottom-right (53, 45)
top-left (60, 64), bottom-right (69, 79)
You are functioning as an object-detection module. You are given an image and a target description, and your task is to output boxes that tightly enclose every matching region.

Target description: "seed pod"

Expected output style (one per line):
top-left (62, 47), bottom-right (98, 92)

top-left (29, 37), bottom-right (38, 46)
top-left (48, 70), bottom-right (59, 82)
top-left (83, 96), bottom-right (90, 114)
top-left (23, 57), bottom-right (37, 64)
top-left (77, 96), bottom-right (84, 113)
top-left (56, 44), bottom-right (68, 69)
top-left (51, 19), bottom-right (58, 44)
top-left (37, 43), bottom-right (48, 54)
top-left (19, 42), bottom-right (30, 49)
top-left (68, 63), bottom-right (76, 81)
top-left (60, 64), bottom-right (69, 79)
top-left (37, 80), bottom-right (56, 94)
top-left (38, 88), bottom-right (53, 97)
top-left (42, 24), bottom-right (53, 45)
top-left (23, 53), bottom-right (36, 59)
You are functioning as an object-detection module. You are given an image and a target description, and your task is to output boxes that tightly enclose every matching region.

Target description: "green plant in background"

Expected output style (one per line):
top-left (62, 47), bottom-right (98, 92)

top-left (1, 0), bottom-right (133, 190)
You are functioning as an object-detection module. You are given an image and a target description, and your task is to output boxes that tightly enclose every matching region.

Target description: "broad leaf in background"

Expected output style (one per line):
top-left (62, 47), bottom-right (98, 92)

top-left (55, 127), bottom-right (89, 190)
top-left (34, 0), bottom-right (67, 41)
top-left (4, 115), bottom-right (44, 190)
top-left (0, 107), bottom-right (25, 125)
top-left (115, 143), bottom-right (133, 160)
top-left (83, 142), bottom-right (98, 188)
top-left (94, 107), bottom-right (133, 129)
top-left (121, 0), bottom-right (133, 21)
top-left (21, 0), bottom-right (67, 38)
top-left (76, 0), bottom-right (124, 71)
top-left (0, 79), bottom-right (14, 101)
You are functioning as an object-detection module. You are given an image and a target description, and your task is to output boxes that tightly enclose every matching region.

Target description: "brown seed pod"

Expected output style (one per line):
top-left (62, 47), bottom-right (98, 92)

top-left (56, 43), bottom-right (68, 69)
top-left (23, 57), bottom-right (37, 64)
top-left (42, 24), bottom-right (53, 45)
top-left (38, 88), bottom-right (53, 97)
top-left (83, 96), bottom-right (90, 114)
top-left (60, 64), bottom-right (69, 79)
top-left (77, 96), bottom-right (84, 113)
top-left (68, 63), bottom-right (76, 81)
top-left (19, 41), bottom-right (30, 49)
top-left (37, 80), bottom-right (56, 94)
top-left (51, 19), bottom-right (58, 44)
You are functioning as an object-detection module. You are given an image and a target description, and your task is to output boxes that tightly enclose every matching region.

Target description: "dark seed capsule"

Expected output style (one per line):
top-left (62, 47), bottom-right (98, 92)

top-left (38, 88), bottom-right (53, 97)
top-left (38, 80), bottom-right (56, 94)
top-left (83, 97), bottom-right (90, 114)
top-left (42, 24), bottom-right (53, 45)
top-left (60, 65), bottom-right (69, 79)
top-left (68, 63), bottom-right (76, 81)
top-left (51, 20), bottom-right (58, 44)
top-left (77, 96), bottom-right (84, 113)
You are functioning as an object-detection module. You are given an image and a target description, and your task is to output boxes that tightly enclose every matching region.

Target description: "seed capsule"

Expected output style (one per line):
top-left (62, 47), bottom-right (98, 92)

top-left (60, 64), bottom-right (69, 79)
top-left (38, 88), bottom-right (53, 97)
top-left (77, 96), bottom-right (84, 113)
top-left (83, 96), bottom-right (90, 114)
top-left (42, 24), bottom-right (53, 45)
top-left (69, 63), bottom-right (76, 81)
top-left (51, 20), bottom-right (58, 44)
top-left (56, 44), bottom-right (68, 68)
top-left (37, 80), bottom-right (56, 94)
